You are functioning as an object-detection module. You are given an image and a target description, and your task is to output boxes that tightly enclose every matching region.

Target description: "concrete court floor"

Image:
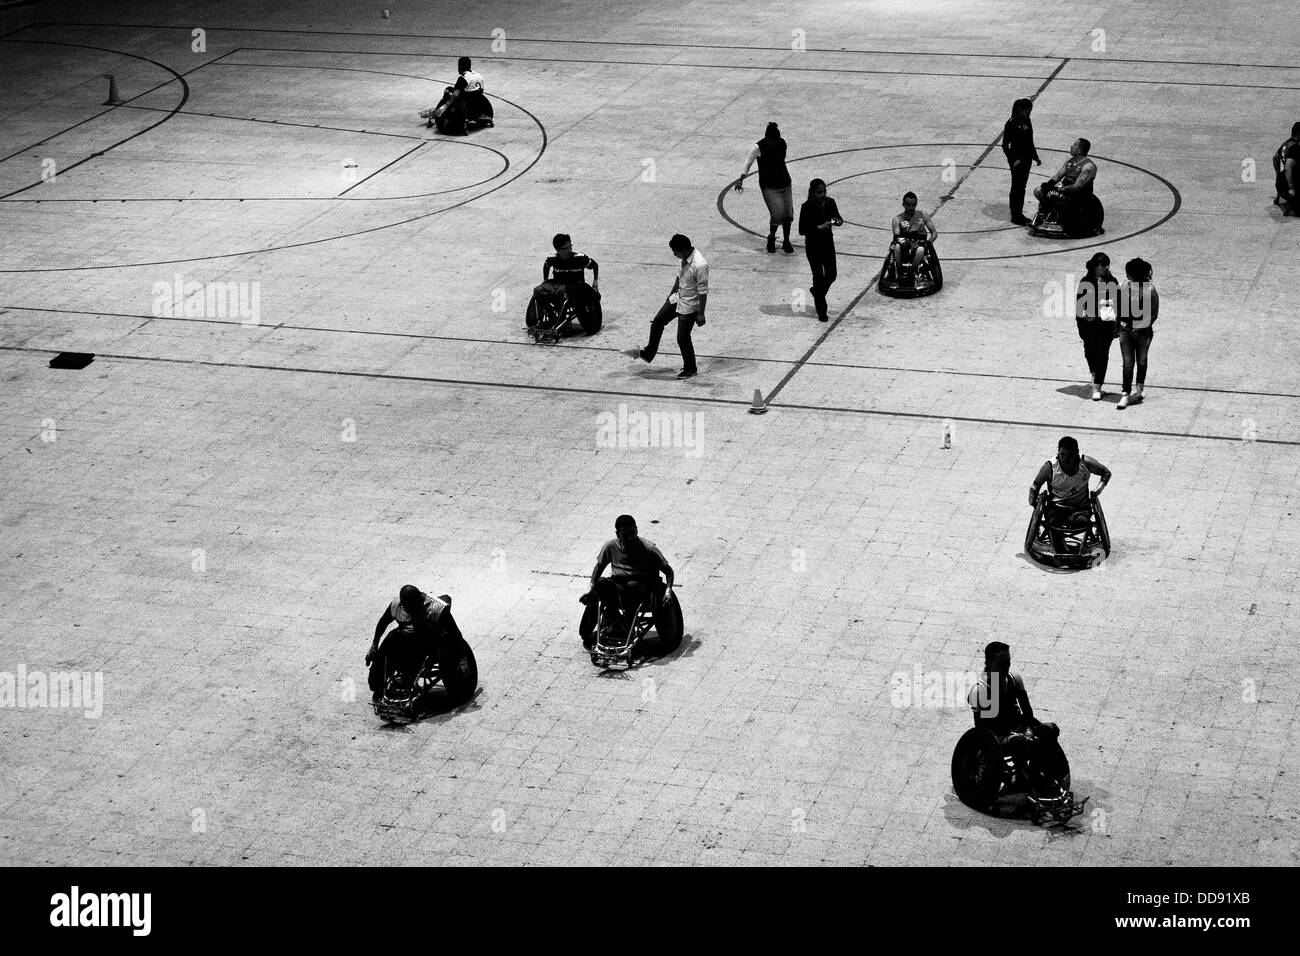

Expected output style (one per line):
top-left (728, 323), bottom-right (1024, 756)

top-left (1, 0), bottom-right (1297, 866)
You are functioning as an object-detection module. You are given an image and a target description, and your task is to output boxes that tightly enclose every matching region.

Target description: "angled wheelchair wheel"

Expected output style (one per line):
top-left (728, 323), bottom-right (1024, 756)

top-left (952, 728), bottom-right (1007, 810)
top-left (1093, 494), bottom-right (1111, 555)
top-left (652, 592), bottom-right (684, 654)
top-left (438, 636), bottom-right (478, 706)
top-left (1033, 734), bottom-right (1071, 794)
top-left (579, 598), bottom-right (598, 647)
top-left (525, 296), bottom-right (541, 328)
top-left (1025, 495), bottom-right (1047, 556)
top-left (922, 247), bottom-right (942, 290)
top-left (577, 298), bottom-right (602, 334)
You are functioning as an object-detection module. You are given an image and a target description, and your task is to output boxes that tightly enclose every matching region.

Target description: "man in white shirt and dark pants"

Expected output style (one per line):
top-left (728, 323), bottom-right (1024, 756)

top-left (636, 234), bottom-right (707, 379)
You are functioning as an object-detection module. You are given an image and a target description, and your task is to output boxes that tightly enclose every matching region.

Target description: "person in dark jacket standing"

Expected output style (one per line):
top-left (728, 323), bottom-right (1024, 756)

top-left (1074, 252), bottom-right (1119, 401)
top-left (797, 179), bottom-right (842, 322)
top-left (735, 122), bottom-right (794, 253)
top-left (1002, 98), bottom-right (1041, 225)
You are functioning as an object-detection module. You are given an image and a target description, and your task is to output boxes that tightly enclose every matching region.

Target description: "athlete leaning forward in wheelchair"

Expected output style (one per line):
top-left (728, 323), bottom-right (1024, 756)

top-left (1025, 435), bottom-right (1113, 569)
top-left (1029, 137), bottom-right (1105, 239)
top-left (419, 57), bottom-right (495, 136)
top-left (578, 515), bottom-right (684, 669)
top-left (366, 585), bottom-right (479, 723)
top-left (525, 233), bottom-right (603, 342)
top-left (952, 641), bottom-right (1088, 826)
top-left (878, 191), bottom-right (942, 298)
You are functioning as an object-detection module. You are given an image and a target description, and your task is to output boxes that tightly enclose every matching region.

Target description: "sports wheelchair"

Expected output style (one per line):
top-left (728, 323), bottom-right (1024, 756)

top-left (1024, 489), bottom-right (1111, 569)
top-left (878, 238), bottom-right (943, 298)
top-left (525, 286), bottom-right (602, 343)
top-left (1029, 186), bottom-right (1105, 238)
top-left (951, 725), bottom-right (1088, 826)
top-left (578, 582), bottom-right (683, 670)
top-left (371, 595), bottom-right (478, 724)
top-left (419, 88), bottom-right (492, 136)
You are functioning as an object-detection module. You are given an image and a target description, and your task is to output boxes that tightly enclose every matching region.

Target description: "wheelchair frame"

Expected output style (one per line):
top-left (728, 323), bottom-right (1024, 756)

top-left (581, 585), bottom-right (683, 670)
top-left (878, 238), bottom-right (943, 298)
top-left (1024, 489), bottom-right (1111, 568)
top-left (526, 288), bottom-right (600, 343)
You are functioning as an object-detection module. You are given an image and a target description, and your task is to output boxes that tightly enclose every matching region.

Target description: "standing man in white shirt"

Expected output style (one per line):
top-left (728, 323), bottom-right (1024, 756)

top-left (635, 234), bottom-right (708, 379)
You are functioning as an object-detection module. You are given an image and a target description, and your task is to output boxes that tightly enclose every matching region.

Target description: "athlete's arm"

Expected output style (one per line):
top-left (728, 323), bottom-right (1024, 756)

top-left (368, 608), bottom-right (394, 661)
top-left (737, 145), bottom-right (761, 187)
top-left (923, 211), bottom-right (938, 242)
top-left (1029, 461), bottom-right (1052, 505)
top-left (1083, 456), bottom-right (1112, 490)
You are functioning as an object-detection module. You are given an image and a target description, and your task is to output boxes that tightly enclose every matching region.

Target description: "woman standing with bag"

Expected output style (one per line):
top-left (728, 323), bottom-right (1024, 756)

top-left (1074, 252), bottom-right (1119, 401)
top-left (735, 123), bottom-right (794, 254)
top-left (1117, 257), bottom-right (1160, 409)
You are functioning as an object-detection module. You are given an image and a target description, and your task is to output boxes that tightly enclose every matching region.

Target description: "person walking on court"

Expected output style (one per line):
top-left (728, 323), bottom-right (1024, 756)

top-left (634, 234), bottom-right (708, 379)
top-left (734, 122), bottom-right (794, 253)
top-left (1002, 98), bottom-right (1041, 225)
top-left (1117, 257), bottom-right (1160, 409)
top-left (1075, 252), bottom-right (1119, 401)
top-left (798, 179), bottom-right (842, 322)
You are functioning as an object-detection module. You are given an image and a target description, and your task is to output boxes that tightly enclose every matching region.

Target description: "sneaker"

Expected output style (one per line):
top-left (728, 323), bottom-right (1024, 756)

top-left (782, 239), bottom-right (794, 253)
top-left (677, 369), bottom-right (697, 379)
top-left (818, 314), bottom-right (828, 322)
top-left (625, 346), bottom-right (649, 362)
top-left (1117, 393), bottom-right (1130, 410)
top-left (1131, 384), bottom-right (1144, 403)
top-left (1091, 386), bottom-right (1102, 401)
top-left (766, 235), bottom-right (776, 253)
top-left (1011, 215), bottom-right (1031, 226)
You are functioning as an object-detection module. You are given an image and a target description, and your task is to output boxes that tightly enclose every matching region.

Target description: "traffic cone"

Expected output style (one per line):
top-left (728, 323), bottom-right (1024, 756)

top-left (747, 388), bottom-right (768, 414)
top-left (103, 74), bottom-right (124, 106)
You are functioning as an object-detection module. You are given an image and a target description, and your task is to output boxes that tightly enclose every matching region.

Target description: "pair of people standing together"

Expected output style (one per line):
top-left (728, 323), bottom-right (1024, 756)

top-left (736, 124), bottom-right (843, 322)
top-left (1075, 253), bottom-right (1160, 409)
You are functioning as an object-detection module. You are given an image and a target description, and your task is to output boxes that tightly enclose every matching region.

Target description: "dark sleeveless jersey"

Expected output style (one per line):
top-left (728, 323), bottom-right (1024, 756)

top-left (756, 138), bottom-right (791, 190)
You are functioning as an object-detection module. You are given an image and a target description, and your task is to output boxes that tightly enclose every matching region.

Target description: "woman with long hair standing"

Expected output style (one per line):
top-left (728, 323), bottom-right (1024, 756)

top-left (797, 179), bottom-right (843, 322)
top-left (735, 122), bottom-right (794, 253)
top-left (1117, 258), bottom-right (1160, 409)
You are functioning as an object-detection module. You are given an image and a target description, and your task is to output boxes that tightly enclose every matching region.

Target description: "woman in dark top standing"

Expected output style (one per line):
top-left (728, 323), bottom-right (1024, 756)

top-left (1074, 252), bottom-right (1120, 401)
top-left (736, 122), bottom-right (794, 253)
top-left (1001, 98), bottom-right (1041, 225)
top-left (797, 179), bottom-right (843, 322)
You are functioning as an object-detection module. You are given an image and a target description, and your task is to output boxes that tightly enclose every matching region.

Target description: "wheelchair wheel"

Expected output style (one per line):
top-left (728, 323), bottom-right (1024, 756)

top-left (579, 598), bottom-right (599, 647)
top-left (1034, 735), bottom-right (1071, 794)
top-left (577, 298), bottom-right (602, 334)
top-left (1025, 495), bottom-right (1046, 556)
top-left (951, 728), bottom-right (1007, 810)
top-left (525, 296), bottom-right (540, 328)
top-left (922, 248), bottom-right (942, 290)
top-left (1093, 494), bottom-right (1111, 555)
top-left (438, 636), bottom-right (478, 706)
top-left (652, 592), bottom-right (684, 654)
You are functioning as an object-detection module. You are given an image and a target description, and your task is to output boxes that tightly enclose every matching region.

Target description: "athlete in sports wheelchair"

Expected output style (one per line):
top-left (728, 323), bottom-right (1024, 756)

top-left (578, 515), bottom-right (684, 669)
top-left (879, 191), bottom-right (942, 297)
top-left (1024, 436), bottom-right (1112, 568)
top-left (366, 585), bottom-right (478, 723)
top-left (1029, 138), bottom-right (1105, 238)
top-left (951, 642), bottom-right (1088, 826)
top-left (419, 57), bottom-right (494, 136)
top-left (526, 233), bottom-right (602, 342)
